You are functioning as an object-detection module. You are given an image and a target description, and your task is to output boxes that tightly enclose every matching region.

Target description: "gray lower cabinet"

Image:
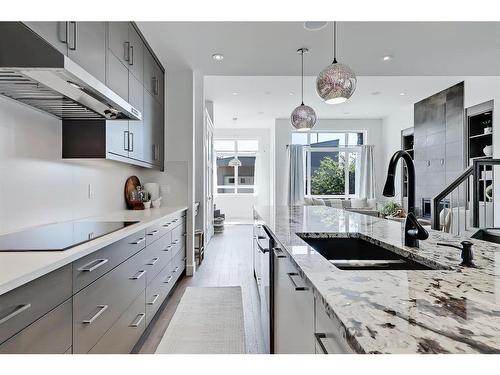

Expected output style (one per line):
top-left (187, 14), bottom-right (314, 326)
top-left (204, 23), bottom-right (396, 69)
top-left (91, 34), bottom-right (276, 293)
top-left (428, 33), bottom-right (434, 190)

top-left (0, 265), bottom-right (72, 345)
top-left (88, 290), bottom-right (146, 354)
top-left (273, 247), bottom-right (315, 354)
top-left (0, 299), bottom-right (72, 354)
top-left (314, 297), bottom-right (354, 354)
top-left (67, 22), bottom-right (106, 83)
top-left (72, 249), bottom-right (147, 353)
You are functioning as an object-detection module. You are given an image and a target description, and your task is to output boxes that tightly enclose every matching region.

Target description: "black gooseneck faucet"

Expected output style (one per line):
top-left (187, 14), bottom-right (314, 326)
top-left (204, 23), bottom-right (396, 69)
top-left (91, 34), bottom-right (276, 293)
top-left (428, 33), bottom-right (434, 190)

top-left (383, 150), bottom-right (429, 248)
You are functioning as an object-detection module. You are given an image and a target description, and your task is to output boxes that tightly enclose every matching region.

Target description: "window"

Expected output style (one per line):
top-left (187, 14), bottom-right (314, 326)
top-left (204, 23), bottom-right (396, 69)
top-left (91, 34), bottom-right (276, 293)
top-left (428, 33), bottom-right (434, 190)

top-left (215, 139), bottom-right (258, 194)
top-left (292, 131), bottom-right (365, 198)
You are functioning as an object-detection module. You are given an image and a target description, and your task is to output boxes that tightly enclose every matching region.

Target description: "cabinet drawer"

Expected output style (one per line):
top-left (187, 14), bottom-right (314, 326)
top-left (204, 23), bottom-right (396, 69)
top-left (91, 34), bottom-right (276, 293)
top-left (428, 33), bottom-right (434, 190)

top-left (72, 229), bottom-right (146, 293)
top-left (145, 263), bottom-right (174, 326)
top-left (72, 250), bottom-right (146, 353)
top-left (314, 297), bottom-right (354, 354)
top-left (141, 231), bottom-right (172, 285)
top-left (0, 299), bottom-right (72, 354)
top-left (0, 265), bottom-right (72, 345)
top-left (171, 247), bottom-right (186, 282)
top-left (145, 222), bottom-right (169, 245)
top-left (88, 290), bottom-right (146, 354)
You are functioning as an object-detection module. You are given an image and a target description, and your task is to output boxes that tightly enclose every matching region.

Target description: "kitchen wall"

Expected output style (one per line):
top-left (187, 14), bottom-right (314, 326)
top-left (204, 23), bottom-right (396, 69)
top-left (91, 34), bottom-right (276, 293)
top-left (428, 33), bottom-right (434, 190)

top-left (0, 95), bottom-right (148, 234)
top-left (213, 127), bottom-right (271, 221)
top-left (273, 118), bottom-right (385, 205)
top-left (381, 77), bottom-right (500, 220)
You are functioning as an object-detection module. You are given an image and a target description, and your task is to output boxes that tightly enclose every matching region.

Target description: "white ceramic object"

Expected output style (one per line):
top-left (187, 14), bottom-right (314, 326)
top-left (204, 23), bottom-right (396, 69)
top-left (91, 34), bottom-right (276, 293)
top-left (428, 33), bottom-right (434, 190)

top-left (144, 183), bottom-right (160, 201)
top-left (152, 197), bottom-right (162, 208)
top-left (486, 185), bottom-right (493, 201)
top-left (484, 127), bottom-right (493, 134)
top-left (143, 201), bottom-right (151, 209)
top-left (483, 145), bottom-right (493, 156)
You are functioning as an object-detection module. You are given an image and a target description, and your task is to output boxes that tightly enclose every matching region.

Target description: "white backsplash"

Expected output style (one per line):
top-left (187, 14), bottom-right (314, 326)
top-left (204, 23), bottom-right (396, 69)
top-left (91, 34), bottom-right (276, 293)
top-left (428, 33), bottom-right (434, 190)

top-left (0, 95), bottom-right (151, 234)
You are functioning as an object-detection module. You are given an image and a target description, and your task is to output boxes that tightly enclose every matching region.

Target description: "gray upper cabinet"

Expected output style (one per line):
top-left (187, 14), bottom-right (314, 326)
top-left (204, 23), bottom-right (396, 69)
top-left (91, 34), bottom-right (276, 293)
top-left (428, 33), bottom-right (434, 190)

top-left (128, 73), bottom-right (145, 162)
top-left (128, 25), bottom-right (144, 84)
top-left (144, 48), bottom-right (164, 104)
top-left (142, 89), bottom-right (156, 165)
top-left (108, 22), bottom-right (130, 67)
top-left (106, 50), bottom-right (129, 100)
top-left (23, 22), bottom-right (69, 54)
top-left (67, 22), bottom-right (106, 83)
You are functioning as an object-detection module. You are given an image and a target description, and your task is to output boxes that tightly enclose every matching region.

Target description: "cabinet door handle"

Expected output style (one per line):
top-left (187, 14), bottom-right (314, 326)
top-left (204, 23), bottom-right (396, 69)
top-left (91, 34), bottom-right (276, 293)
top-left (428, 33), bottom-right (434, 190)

top-left (78, 258), bottom-right (108, 272)
top-left (287, 272), bottom-right (309, 291)
top-left (124, 130), bottom-right (129, 151)
top-left (129, 132), bottom-right (134, 152)
top-left (314, 333), bottom-right (329, 354)
top-left (69, 21), bottom-right (77, 50)
top-left (147, 257), bottom-right (160, 265)
top-left (164, 275), bottom-right (173, 284)
top-left (131, 237), bottom-right (145, 245)
top-left (273, 247), bottom-right (286, 258)
top-left (0, 303), bottom-right (31, 325)
top-left (82, 305), bottom-right (108, 324)
top-left (163, 245), bottom-right (173, 251)
top-left (147, 230), bottom-right (159, 236)
top-left (172, 239), bottom-right (179, 245)
top-left (63, 22), bottom-right (69, 44)
top-left (130, 313), bottom-right (145, 328)
top-left (130, 45), bottom-right (134, 66)
top-left (173, 266), bottom-right (179, 273)
top-left (130, 270), bottom-right (146, 280)
top-left (147, 294), bottom-right (160, 306)
top-left (162, 222), bottom-right (171, 227)
top-left (124, 41), bottom-right (130, 61)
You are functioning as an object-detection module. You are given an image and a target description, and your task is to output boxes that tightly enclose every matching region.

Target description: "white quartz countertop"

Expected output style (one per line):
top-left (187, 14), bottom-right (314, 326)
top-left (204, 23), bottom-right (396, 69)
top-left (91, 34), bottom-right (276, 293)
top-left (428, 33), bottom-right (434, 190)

top-left (254, 205), bottom-right (500, 354)
top-left (0, 205), bottom-right (188, 296)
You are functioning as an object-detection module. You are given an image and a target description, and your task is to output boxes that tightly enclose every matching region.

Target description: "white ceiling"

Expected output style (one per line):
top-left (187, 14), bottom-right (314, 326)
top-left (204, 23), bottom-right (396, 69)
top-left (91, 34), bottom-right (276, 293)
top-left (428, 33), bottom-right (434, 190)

top-left (138, 22), bottom-right (500, 76)
top-left (204, 76), bottom-right (475, 128)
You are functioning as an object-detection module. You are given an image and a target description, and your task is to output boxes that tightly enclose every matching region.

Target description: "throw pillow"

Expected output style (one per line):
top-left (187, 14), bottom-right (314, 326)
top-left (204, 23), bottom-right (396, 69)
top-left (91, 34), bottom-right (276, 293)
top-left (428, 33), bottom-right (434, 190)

top-left (350, 198), bottom-right (368, 208)
top-left (312, 198), bottom-right (326, 206)
top-left (367, 199), bottom-right (377, 209)
top-left (304, 197), bottom-right (314, 206)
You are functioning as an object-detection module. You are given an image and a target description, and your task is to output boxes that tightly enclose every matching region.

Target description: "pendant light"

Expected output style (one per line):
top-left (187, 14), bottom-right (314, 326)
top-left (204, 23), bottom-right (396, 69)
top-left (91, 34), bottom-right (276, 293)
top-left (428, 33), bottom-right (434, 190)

top-left (291, 48), bottom-right (317, 131)
top-left (316, 22), bottom-right (356, 104)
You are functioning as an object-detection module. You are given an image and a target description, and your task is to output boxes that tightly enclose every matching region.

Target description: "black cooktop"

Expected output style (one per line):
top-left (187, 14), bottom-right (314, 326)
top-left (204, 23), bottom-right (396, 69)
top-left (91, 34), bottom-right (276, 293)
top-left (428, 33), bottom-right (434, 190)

top-left (0, 221), bottom-right (138, 252)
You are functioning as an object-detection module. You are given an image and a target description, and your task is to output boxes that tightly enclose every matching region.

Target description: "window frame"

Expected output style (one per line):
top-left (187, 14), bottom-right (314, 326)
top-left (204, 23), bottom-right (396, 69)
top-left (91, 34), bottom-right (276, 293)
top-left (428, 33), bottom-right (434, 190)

top-left (214, 139), bottom-right (258, 195)
top-left (293, 131), bottom-right (366, 199)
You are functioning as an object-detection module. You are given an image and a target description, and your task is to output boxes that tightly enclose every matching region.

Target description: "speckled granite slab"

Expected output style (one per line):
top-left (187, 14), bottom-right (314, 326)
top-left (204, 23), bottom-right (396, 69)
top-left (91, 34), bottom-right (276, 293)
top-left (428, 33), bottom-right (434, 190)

top-left (254, 205), bottom-right (500, 354)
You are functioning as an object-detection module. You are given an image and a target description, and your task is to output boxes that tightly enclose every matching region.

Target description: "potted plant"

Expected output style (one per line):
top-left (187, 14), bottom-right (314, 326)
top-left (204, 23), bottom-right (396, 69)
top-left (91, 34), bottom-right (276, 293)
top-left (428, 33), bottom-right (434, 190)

top-left (380, 201), bottom-right (402, 218)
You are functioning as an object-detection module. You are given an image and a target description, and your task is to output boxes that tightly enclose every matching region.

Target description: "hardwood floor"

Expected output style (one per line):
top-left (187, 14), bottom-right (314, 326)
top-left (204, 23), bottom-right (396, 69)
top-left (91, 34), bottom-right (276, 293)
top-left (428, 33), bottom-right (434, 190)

top-left (138, 224), bottom-right (266, 354)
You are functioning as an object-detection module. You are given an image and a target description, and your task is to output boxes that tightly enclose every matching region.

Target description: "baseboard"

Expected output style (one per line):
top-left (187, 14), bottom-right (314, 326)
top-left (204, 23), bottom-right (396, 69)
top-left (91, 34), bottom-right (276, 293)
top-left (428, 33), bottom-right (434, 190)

top-left (186, 264), bottom-right (195, 276)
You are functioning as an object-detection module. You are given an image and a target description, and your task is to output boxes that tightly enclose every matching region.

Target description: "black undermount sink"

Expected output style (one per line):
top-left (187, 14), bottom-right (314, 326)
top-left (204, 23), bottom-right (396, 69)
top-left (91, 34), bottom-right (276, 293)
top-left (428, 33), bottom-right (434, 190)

top-left (298, 236), bottom-right (437, 271)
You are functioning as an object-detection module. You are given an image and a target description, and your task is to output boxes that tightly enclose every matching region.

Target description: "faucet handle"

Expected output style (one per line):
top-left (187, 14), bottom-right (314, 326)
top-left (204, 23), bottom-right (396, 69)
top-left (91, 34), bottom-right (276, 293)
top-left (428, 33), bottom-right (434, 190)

top-left (437, 241), bottom-right (475, 267)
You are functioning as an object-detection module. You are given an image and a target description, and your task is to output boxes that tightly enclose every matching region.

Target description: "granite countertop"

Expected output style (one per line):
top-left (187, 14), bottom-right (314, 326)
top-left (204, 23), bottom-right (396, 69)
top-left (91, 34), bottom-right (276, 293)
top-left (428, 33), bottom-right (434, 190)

top-left (254, 205), bottom-right (500, 354)
top-left (0, 205), bottom-right (188, 296)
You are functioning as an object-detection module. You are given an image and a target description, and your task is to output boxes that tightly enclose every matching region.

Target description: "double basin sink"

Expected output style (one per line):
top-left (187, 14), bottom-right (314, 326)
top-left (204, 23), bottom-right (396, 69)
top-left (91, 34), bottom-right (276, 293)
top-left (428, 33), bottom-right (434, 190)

top-left (298, 235), bottom-right (440, 271)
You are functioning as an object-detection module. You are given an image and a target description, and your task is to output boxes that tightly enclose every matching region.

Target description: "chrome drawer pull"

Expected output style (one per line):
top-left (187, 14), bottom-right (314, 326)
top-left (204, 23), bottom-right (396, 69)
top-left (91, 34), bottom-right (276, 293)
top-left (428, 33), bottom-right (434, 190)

top-left (78, 258), bottom-right (108, 272)
top-left (147, 230), bottom-right (159, 236)
top-left (172, 219), bottom-right (179, 223)
top-left (129, 313), bottom-right (145, 328)
top-left (173, 266), bottom-right (180, 273)
top-left (172, 239), bottom-right (179, 245)
top-left (82, 305), bottom-right (108, 324)
top-left (273, 247), bottom-right (286, 258)
top-left (0, 303), bottom-right (31, 325)
top-left (130, 270), bottom-right (146, 280)
top-left (147, 257), bottom-right (160, 266)
top-left (287, 272), bottom-right (309, 291)
top-left (147, 294), bottom-right (160, 305)
top-left (163, 245), bottom-right (173, 251)
top-left (131, 237), bottom-right (145, 245)
top-left (314, 333), bottom-right (329, 354)
top-left (164, 275), bottom-right (173, 284)
top-left (162, 223), bottom-right (171, 227)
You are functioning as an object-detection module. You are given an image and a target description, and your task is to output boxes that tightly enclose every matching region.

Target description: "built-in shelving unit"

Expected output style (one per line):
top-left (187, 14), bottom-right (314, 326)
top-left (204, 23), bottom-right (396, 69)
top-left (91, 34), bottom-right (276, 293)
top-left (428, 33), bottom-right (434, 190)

top-left (401, 127), bottom-right (414, 210)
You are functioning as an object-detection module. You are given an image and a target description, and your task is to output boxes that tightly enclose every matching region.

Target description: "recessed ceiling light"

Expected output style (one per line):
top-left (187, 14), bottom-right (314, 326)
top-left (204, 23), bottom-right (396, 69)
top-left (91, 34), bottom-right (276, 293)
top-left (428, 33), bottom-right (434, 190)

top-left (371, 91), bottom-right (381, 96)
top-left (232, 92), bottom-right (238, 96)
top-left (212, 53), bottom-right (224, 61)
top-left (399, 92), bottom-right (406, 96)
top-left (232, 116), bottom-right (238, 121)
top-left (382, 55), bottom-right (393, 61)
top-left (304, 22), bottom-right (328, 31)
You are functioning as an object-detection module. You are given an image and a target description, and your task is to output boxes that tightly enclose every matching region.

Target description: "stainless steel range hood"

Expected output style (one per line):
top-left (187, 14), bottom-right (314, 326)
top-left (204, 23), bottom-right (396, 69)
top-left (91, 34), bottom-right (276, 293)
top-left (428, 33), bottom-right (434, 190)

top-left (0, 22), bottom-right (141, 121)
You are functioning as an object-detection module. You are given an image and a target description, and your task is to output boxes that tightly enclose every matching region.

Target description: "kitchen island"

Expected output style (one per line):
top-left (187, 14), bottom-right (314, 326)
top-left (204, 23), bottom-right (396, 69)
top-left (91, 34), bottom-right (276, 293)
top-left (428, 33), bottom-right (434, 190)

top-left (254, 205), bottom-right (500, 354)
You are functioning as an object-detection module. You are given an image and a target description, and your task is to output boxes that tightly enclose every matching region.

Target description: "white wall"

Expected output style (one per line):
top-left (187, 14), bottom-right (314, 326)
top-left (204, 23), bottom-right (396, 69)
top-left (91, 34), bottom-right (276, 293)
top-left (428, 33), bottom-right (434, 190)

top-left (381, 77), bottom-right (500, 213)
top-left (273, 118), bottom-right (385, 205)
top-left (0, 95), bottom-right (148, 234)
top-left (213, 127), bottom-right (271, 221)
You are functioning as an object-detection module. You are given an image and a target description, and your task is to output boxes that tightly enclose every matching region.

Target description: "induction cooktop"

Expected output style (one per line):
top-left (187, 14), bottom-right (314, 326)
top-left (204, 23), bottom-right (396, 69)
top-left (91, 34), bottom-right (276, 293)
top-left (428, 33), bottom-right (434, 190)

top-left (0, 221), bottom-right (139, 252)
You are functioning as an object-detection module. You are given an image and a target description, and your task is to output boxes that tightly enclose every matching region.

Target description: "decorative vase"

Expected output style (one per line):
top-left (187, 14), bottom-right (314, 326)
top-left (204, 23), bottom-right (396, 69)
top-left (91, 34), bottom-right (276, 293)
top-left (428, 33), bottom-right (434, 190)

top-left (483, 145), bottom-right (493, 156)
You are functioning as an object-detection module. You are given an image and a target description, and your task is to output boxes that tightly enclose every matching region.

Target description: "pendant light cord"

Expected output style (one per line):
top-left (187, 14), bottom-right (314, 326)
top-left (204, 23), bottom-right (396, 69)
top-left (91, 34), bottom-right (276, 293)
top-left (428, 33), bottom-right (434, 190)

top-left (333, 21), bottom-right (337, 64)
top-left (301, 49), bottom-right (304, 105)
